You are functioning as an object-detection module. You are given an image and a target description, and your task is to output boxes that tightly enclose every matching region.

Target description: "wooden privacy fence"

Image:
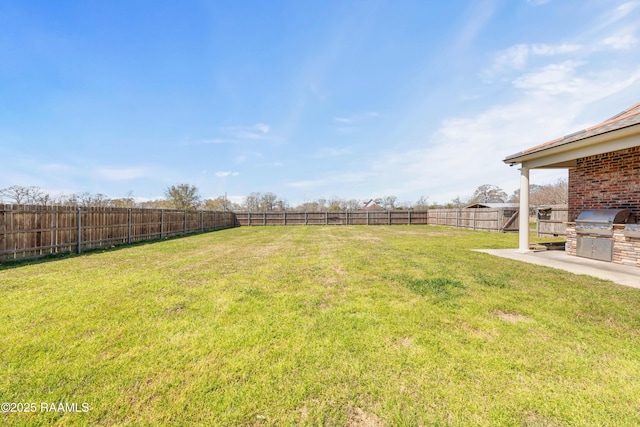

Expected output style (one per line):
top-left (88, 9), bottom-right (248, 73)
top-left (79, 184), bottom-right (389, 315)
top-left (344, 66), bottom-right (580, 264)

top-left (427, 208), bottom-right (520, 232)
top-left (1, 206), bottom-right (523, 262)
top-left (234, 210), bottom-right (429, 226)
top-left (536, 205), bottom-right (568, 237)
top-left (0, 204), bottom-right (236, 261)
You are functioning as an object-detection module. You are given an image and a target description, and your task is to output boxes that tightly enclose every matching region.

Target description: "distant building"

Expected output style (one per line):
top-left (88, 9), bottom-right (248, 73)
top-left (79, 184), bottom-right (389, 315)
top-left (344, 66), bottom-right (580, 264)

top-left (363, 199), bottom-right (385, 210)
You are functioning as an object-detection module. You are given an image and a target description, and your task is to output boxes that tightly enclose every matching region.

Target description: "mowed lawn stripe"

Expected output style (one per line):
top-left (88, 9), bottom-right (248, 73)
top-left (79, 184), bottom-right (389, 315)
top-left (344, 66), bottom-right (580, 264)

top-left (1, 226), bottom-right (640, 425)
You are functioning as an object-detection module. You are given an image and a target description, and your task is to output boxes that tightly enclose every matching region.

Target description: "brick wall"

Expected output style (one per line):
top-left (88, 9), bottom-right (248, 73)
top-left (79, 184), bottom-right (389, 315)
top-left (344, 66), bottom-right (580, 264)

top-left (568, 146), bottom-right (640, 222)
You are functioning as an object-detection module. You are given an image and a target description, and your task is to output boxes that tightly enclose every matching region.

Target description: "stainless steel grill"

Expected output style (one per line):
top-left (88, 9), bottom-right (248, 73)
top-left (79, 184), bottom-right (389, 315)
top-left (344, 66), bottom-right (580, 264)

top-left (575, 208), bottom-right (631, 262)
top-left (575, 209), bottom-right (631, 236)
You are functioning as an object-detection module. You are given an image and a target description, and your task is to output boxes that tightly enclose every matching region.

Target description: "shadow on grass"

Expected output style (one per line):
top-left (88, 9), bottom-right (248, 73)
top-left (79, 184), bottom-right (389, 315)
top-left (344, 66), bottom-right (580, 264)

top-left (0, 226), bottom-right (238, 271)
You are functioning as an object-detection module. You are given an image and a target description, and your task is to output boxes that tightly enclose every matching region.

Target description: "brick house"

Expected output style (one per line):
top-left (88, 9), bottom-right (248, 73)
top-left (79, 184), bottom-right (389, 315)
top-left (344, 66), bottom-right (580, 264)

top-left (503, 102), bottom-right (640, 267)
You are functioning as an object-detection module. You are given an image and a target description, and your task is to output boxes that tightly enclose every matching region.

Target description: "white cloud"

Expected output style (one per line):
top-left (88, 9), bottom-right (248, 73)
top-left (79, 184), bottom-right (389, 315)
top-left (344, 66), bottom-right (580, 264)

top-left (366, 62), bottom-right (640, 203)
top-left (221, 123), bottom-right (272, 141)
top-left (215, 171), bottom-right (239, 177)
top-left (254, 123), bottom-right (270, 134)
top-left (512, 61), bottom-right (587, 95)
top-left (605, 1), bottom-right (640, 25)
top-left (601, 31), bottom-right (638, 50)
top-left (489, 43), bottom-right (581, 73)
top-left (331, 111), bottom-right (380, 134)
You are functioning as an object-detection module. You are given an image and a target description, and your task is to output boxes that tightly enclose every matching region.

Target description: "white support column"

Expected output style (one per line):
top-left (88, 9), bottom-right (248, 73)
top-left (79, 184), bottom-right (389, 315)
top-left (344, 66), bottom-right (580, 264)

top-left (518, 166), bottom-right (530, 253)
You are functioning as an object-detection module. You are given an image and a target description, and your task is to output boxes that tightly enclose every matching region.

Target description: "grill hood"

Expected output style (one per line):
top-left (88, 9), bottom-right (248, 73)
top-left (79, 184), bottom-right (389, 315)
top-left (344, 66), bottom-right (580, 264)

top-left (575, 208), bottom-right (631, 225)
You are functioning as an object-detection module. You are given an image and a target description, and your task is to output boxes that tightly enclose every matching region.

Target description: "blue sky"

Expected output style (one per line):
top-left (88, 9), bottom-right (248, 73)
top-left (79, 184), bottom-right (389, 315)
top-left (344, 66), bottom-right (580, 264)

top-left (2, 0), bottom-right (640, 206)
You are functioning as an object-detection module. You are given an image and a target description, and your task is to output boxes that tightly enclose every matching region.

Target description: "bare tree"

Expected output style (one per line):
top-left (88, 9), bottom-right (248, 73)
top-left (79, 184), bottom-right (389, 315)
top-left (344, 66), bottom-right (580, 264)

top-left (71, 192), bottom-right (112, 208)
top-left (112, 191), bottom-right (137, 208)
top-left (509, 178), bottom-right (568, 206)
top-left (203, 196), bottom-right (228, 211)
top-left (472, 184), bottom-right (507, 203)
top-left (138, 199), bottom-right (172, 209)
top-left (0, 185), bottom-right (51, 205)
top-left (297, 200), bottom-right (322, 211)
top-left (327, 196), bottom-right (345, 211)
top-left (243, 192), bottom-right (261, 211)
top-left (447, 196), bottom-right (472, 209)
top-left (381, 195), bottom-right (397, 210)
top-left (414, 195), bottom-right (430, 210)
top-left (344, 199), bottom-right (362, 210)
top-left (260, 192), bottom-right (278, 211)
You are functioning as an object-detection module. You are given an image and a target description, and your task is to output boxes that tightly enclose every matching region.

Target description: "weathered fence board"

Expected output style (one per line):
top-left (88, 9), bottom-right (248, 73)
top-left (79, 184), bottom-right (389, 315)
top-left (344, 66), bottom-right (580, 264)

top-left (0, 204), bottom-right (236, 262)
top-left (427, 208), bottom-right (519, 232)
top-left (536, 206), bottom-right (568, 237)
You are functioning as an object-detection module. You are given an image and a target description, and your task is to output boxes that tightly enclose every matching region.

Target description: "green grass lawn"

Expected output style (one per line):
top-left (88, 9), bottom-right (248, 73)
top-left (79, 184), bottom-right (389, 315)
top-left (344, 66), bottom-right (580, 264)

top-left (1, 226), bottom-right (639, 426)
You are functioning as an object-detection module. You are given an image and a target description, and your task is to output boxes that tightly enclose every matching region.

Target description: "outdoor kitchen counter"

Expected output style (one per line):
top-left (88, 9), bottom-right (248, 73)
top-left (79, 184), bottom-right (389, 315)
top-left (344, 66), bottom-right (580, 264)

top-left (566, 222), bottom-right (640, 267)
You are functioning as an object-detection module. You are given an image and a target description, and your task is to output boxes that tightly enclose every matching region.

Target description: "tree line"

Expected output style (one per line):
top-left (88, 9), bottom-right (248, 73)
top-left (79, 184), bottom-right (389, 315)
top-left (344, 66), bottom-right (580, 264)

top-left (0, 180), bottom-right (567, 211)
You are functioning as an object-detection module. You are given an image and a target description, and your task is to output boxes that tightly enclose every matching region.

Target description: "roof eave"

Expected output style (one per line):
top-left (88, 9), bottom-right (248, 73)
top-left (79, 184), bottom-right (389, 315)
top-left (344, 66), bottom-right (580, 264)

top-left (503, 123), bottom-right (640, 169)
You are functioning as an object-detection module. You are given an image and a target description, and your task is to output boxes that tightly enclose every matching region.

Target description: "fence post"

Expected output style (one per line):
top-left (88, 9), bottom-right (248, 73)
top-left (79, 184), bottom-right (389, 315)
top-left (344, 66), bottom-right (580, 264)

top-left (284, 211), bottom-right (286, 226)
top-left (367, 210), bottom-right (369, 225)
top-left (160, 210), bottom-right (164, 239)
top-left (498, 208), bottom-right (503, 232)
top-left (346, 209), bottom-right (348, 225)
top-left (77, 207), bottom-right (82, 254)
top-left (183, 210), bottom-right (187, 234)
top-left (200, 211), bottom-right (204, 232)
top-left (127, 209), bottom-right (132, 244)
top-left (472, 210), bottom-right (476, 230)
top-left (408, 211), bottom-right (411, 225)
top-left (52, 205), bottom-right (58, 254)
top-left (305, 211), bottom-right (308, 225)
top-left (388, 210), bottom-right (391, 225)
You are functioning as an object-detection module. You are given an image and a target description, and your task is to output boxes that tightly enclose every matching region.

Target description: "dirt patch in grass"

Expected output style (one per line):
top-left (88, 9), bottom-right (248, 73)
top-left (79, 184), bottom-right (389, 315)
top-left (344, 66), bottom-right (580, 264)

top-left (461, 323), bottom-right (497, 340)
top-left (494, 310), bottom-right (531, 323)
top-left (386, 336), bottom-right (414, 349)
top-left (346, 406), bottom-right (382, 427)
top-left (522, 409), bottom-right (561, 426)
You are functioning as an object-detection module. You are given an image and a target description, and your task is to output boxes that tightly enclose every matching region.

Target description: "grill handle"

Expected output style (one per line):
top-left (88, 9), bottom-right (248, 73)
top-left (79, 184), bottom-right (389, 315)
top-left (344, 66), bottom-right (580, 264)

top-left (575, 220), bottom-right (614, 225)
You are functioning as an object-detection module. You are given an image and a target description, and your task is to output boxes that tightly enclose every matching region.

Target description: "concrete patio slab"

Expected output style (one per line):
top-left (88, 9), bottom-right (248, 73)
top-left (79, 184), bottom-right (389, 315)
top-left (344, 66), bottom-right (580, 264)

top-left (476, 249), bottom-right (640, 289)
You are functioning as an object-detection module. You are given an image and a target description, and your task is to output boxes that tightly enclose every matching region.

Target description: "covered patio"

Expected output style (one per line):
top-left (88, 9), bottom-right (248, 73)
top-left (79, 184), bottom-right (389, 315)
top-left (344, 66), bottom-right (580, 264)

top-left (502, 102), bottom-right (640, 269)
